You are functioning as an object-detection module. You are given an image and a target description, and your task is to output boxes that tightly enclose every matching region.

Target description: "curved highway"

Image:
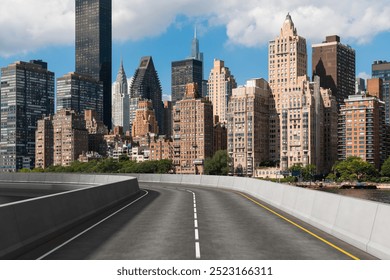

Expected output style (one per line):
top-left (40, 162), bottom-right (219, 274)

top-left (20, 183), bottom-right (376, 260)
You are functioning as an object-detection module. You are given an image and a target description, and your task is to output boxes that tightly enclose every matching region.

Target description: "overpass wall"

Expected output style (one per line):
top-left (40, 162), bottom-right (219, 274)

top-left (138, 174), bottom-right (390, 260)
top-left (0, 173), bottom-right (139, 259)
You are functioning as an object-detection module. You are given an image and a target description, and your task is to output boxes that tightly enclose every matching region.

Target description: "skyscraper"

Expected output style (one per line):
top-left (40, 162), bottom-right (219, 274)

top-left (372, 60), bottom-right (390, 124)
top-left (268, 13), bottom-right (307, 163)
top-left (0, 60), bottom-right (55, 171)
top-left (338, 94), bottom-right (386, 170)
top-left (228, 79), bottom-right (270, 177)
top-left (130, 56), bottom-right (163, 134)
top-left (112, 60), bottom-right (130, 133)
top-left (172, 83), bottom-right (213, 174)
top-left (171, 29), bottom-right (204, 104)
top-left (207, 59), bottom-right (237, 124)
top-left (75, 0), bottom-right (112, 128)
top-left (312, 35), bottom-right (356, 108)
top-left (56, 72), bottom-right (103, 120)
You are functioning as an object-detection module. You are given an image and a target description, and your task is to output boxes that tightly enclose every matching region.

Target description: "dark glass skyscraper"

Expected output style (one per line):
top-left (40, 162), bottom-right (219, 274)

top-left (130, 56), bottom-right (164, 134)
top-left (75, 0), bottom-right (112, 128)
top-left (171, 29), bottom-right (204, 104)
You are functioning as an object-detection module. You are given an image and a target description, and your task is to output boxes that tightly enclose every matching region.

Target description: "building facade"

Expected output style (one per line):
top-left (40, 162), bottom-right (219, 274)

top-left (149, 136), bottom-right (173, 161)
top-left (35, 116), bottom-right (54, 169)
top-left (112, 60), bottom-right (130, 133)
top-left (53, 109), bottom-right (89, 167)
top-left (372, 60), bottom-right (390, 124)
top-left (227, 78), bottom-right (270, 177)
top-left (279, 76), bottom-right (337, 173)
top-left (312, 35), bottom-right (356, 108)
top-left (131, 100), bottom-right (159, 138)
top-left (338, 94), bottom-right (386, 170)
top-left (85, 109), bottom-right (108, 156)
top-left (0, 60), bottom-right (55, 172)
top-left (75, 0), bottom-right (112, 128)
top-left (130, 56), bottom-right (163, 134)
top-left (171, 59), bottom-right (203, 104)
top-left (172, 83), bottom-right (213, 174)
top-left (367, 78), bottom-right (383, 100)
top-left (207, 59), bottom-right (237, 124)
top-left (163, 101), bottom-right (173, 138)
top-left (36, 109), bottom-right (89, 168)
top-left (56, 72), bottom-right (103, 120)
top-left (268, 13), bottom-right (307, 164)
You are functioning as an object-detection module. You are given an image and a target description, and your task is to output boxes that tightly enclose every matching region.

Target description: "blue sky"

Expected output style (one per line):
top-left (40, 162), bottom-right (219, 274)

top-left (0, 0), bottom-right (389, 97)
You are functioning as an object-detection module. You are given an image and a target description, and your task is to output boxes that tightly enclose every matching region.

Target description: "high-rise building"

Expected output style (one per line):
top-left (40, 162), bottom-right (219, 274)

top-left (171, 59), bottom-right (203, 104)
top-left (56, 72), bottom-right (103, 120)
top-left (268, 13), bottom-right (307, 164)
top-left (213, 118), bottom-right (227, 153)
top-left (149, 136), bottom-right (173, 161)
top-left (367, 78), bottom-right (383, 100)
top-left (130, 56), bottom-right (163, 134)
top-left (35, 116), bottom-right (54, 169)
top-left (207, 59), bottom-right (237, 124)
top-left (172, 83), bottom-right (213, 174)
top-left (131, 100), bottom-right (159, 138)
top-left (36, 109), bottom-right (89, 168)
top-left (0, 60), bottom-right (54, 172)
top-left (52, 109), bottom-right (88, 167)
top-left (338, 94), bottom-right (386, 170)
top-left (112, 60), bottom-right (130, 133)
top-left (356, 77), bottom-right (366, 94)
top-left (372, 60), bottom-right (390, 124)
top-left (85, 109), bottom-right (108, 156)
top-left (163, 101), bottom-right (173, 138)
top-left (312, 35), bottom-right (356, 108)
top-left (171, 29), bottom-right (204, 104)
top-left (227, 78), bottom-right (270, 177)
top-left (75, 0), bottom-right (112, 128)
top-left (279, 76), bottom-right (337, 173)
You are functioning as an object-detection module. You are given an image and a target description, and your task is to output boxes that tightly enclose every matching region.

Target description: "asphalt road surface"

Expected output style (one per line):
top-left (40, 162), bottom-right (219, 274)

top-left (21, 183), bottom-right (377, 260)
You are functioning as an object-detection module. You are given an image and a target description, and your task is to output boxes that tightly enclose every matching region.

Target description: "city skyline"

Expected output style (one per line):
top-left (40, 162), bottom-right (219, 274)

top-left (0, 1), bottom-right (389, 96)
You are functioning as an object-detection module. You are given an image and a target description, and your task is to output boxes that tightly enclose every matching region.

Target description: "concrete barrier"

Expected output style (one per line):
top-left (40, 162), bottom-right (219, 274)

top-left (0, 173), bottom-right (139, 259)
top-left (181, 175), bottom-right (202, 185)
top-left (367, 203), bottom-right (390, 259)
top-left (137, 174), bottom-right (390, 259)
top-left (160, 174), bottom-right (182, 184)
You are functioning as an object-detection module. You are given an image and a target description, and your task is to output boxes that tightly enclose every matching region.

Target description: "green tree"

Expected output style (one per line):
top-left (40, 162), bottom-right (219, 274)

top-left (331, 156), bottom-right (378, 182)
top-left (288, 163), bottom-right (316, 181)
top-left (204, 150), bottom-right (230, 175)
top-left (156, 159), bottom-right (173, 174)
top-left (381, 156), bottom-right (390, 177)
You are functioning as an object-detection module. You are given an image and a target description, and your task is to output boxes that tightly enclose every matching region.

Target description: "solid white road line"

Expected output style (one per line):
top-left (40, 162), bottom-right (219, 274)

top-left (36, 190), bottom-right (149, 260)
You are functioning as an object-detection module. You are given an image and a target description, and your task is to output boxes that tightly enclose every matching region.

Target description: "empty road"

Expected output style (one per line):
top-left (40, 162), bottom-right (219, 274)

top-left (21, 183), bottom-right (376, 260)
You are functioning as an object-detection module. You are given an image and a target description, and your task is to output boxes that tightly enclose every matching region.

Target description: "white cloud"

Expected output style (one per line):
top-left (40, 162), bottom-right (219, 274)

top-left (0, 0), bottom-right (390, 57)
top-left (0, 0), bottom-right (74, 57)
top-left (357, 72), bottom-right (371, 81)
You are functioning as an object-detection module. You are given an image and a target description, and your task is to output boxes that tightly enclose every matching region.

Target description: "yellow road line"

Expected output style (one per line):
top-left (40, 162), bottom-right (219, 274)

top-left (238, 192), bottom-right (360, 260)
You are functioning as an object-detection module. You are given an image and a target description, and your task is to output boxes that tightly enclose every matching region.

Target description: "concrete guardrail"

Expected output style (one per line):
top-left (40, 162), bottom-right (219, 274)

top-left (134, 173), bottom-right (390, 260)
top-left (0, 173), bottom-right (139, 259)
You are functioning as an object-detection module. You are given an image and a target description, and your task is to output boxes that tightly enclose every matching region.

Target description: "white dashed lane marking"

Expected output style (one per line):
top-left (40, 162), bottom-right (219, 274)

top-left (187, 190), bottom-right (200, 259)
